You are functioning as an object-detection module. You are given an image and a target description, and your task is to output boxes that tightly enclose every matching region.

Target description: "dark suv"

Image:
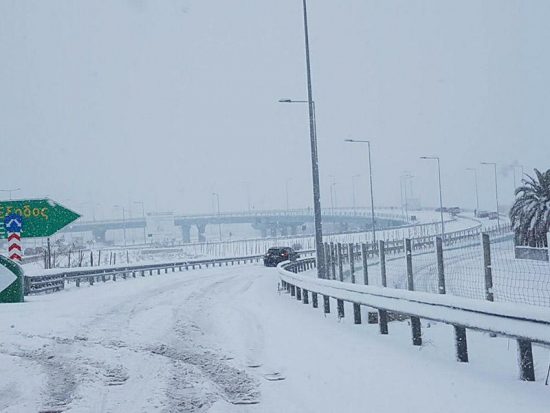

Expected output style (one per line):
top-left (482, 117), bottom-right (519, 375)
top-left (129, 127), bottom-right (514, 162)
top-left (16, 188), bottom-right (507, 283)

top-left (263, 247), bottom-right (300, 267)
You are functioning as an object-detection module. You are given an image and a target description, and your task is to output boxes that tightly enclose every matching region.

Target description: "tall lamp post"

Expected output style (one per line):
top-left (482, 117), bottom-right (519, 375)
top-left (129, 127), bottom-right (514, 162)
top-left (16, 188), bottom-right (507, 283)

top-left (345, 139), bottom-right (377, 244)
top-left (212, 192), bottom-right (222, 241)
top-left (420, 156), bottom-right (445, 236)
top-left (278, 95), bottom-right (325, 278)
top-left (465, 168), bottom-right (480, 215)
top-left (0, 188), bottom-right (20, 200)
top-left (481, 162), bottom-right (500, 228)
top-left (400, 173), bottom-right (413, 221)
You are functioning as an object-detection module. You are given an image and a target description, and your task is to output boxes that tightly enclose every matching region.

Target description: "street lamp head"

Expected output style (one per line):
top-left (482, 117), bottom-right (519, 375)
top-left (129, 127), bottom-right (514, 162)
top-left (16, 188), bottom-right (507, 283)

top-left (345, 138), bottom-right (370, 144)
top-left (278, 99), bottom-right (292, 103)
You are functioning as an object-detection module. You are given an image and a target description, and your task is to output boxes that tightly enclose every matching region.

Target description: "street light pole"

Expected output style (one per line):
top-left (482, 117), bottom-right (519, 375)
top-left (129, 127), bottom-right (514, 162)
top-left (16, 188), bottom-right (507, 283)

top-left (400, 173), bottom-right (413, 221)
top-left (420, 156), bottom-right (445, 236)
top-left (299, 0), bottom-right (325, 279)
top-left (212, 192), bottom-right (222, 241)
top-left (465, 168), bottom-right (479, 215)
top-left (481, 162), bottom-right (500, 228)
top-left (344, 139), bottom-right (377, 244)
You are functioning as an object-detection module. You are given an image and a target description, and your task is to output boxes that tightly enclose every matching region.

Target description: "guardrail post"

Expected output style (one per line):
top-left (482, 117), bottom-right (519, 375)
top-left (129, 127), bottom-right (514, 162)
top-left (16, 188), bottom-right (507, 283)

top-left (303, 289), bottom-right (309, 304)
top-left (406, 238), bottom-right (422, 346)
top-left (323, 295), bottom-right (330, 314)
top-left (337, 299), bottom-right (345, 319)
top-left (89, 276), bottom-right (94, 286)
top-left (454, 326), bottom-right (469, 363)
top-left (436, 236), bottom-right (446, 294)
top-left (348, 243), bottom-right (355, 283)
top-left (113, 272), bottom-right (117, 282)
top-left (312, 292), bottom-right (318, 308)
top-left (517, 339), bottom-right (535, 381)
top-left (378, 309), bottom-right (388, 334)
top-left (482, 233), bottom-right (494, 302)
top-left (296, 287), bottom-right (302, 301)
top-left (290, 285), bottom-right (296, 297)
top-left (337, 243), bottom-right (344, 282)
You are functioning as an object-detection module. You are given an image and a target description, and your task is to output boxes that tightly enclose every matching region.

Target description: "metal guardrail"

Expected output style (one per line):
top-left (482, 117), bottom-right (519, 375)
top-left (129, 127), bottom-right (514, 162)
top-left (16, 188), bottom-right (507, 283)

top-left (278, 245), bottom-right (548, 382)
top-left (24, 251), bottom-right (316, 296)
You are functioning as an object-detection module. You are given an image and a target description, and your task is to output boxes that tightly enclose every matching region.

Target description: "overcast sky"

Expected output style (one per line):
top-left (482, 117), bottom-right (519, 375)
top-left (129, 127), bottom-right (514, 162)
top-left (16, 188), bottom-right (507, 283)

top-left (1, 0), bottom-right (549, 219)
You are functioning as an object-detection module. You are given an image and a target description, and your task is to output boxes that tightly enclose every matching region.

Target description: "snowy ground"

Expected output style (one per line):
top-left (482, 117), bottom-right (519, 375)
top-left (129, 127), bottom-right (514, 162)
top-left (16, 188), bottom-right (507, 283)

top-left (1, 264), bottom-right (549, 412)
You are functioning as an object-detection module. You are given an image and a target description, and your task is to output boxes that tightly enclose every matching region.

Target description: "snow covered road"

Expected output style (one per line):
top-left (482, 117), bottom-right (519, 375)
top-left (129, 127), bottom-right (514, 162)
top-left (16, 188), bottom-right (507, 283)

top-left (1, 264), bottom-right (549, 412)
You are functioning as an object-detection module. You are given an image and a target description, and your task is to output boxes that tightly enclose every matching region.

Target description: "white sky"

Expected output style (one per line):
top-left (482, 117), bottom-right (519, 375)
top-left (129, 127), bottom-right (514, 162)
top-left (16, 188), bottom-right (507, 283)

top-left (1, 0), bottom-right (549, 219)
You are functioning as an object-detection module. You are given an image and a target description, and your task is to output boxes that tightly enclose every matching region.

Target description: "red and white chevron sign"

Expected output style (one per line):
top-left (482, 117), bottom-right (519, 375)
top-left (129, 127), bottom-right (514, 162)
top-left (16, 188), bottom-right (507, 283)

top-left (8, 232), bottom-right (22, 262)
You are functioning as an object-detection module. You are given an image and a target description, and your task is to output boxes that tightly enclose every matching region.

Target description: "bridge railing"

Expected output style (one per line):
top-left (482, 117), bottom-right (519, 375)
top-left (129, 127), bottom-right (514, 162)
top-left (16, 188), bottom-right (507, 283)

top-left (64, 207), bottom-right (411, 229)
top-left (278, 235), bottom-right (549, 382)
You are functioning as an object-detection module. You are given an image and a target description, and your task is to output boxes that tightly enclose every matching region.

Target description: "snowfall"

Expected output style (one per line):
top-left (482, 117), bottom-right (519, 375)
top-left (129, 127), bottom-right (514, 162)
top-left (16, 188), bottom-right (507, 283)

top-left (1, 262), bottom-right (550, 413)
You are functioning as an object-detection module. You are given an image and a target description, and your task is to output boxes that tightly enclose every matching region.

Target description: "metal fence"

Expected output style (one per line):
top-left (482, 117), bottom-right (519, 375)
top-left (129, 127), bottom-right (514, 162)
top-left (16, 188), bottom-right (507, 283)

top-left (319, 224), bottom-right (550, 308)
top-left (24, 252), bottom-right (314, 295)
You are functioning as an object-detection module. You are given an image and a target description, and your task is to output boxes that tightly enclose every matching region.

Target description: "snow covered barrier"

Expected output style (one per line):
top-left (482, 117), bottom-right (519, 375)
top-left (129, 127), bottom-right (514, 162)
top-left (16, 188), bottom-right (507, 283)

top-left (278, 257), bottom-right (550, 381)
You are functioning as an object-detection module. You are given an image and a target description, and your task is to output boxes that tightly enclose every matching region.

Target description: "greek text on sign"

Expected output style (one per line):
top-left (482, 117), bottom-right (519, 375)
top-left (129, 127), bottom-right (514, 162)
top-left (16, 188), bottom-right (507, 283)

top-left (0, 199), bottom-right (80, 238)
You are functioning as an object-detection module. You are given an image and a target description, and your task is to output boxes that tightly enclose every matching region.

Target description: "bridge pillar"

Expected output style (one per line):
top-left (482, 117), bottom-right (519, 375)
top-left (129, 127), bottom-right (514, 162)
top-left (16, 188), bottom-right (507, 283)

top-left (92, 229), bottom-right (107, 243)
top-left (180, 225), bottom-right (191, 243)
top-left (197, 224), bottom-right (206, 242)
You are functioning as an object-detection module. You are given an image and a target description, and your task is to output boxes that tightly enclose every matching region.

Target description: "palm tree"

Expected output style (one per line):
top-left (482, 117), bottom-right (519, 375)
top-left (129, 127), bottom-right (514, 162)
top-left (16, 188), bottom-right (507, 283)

top-left (510, 169), bottom-right (550, 247)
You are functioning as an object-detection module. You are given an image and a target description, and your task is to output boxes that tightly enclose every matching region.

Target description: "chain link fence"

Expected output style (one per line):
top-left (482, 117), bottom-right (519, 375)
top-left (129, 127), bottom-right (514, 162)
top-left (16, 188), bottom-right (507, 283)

top-left (322, 224), bottom-right (550, 308)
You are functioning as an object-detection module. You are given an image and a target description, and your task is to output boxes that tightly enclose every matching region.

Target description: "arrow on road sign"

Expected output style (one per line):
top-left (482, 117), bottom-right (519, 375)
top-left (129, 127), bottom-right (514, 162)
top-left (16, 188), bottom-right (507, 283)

top-left (0, 199), bottom-right (80, 238)
top-left (0, 264), bottom-right (17, 294)
top-left (4, 214), bottom-right (23, 233)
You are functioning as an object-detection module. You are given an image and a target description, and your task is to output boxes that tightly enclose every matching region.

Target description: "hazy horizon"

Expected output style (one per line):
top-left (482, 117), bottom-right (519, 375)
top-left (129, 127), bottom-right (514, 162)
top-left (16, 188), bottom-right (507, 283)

top-left (2, 0), bottom-right (549, 220)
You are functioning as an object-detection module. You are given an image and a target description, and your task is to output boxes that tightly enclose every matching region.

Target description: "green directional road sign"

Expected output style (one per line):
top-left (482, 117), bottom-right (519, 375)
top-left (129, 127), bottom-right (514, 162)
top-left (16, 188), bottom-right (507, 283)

top-left (0, 199), bottom-right (80, 239)
top-left (0, 254), bottom-right (24, 303)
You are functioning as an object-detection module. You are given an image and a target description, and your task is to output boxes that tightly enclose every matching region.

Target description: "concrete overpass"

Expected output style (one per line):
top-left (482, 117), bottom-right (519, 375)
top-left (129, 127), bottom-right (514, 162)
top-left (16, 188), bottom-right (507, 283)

top-left (61, 208), bottom-right (406, 243)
